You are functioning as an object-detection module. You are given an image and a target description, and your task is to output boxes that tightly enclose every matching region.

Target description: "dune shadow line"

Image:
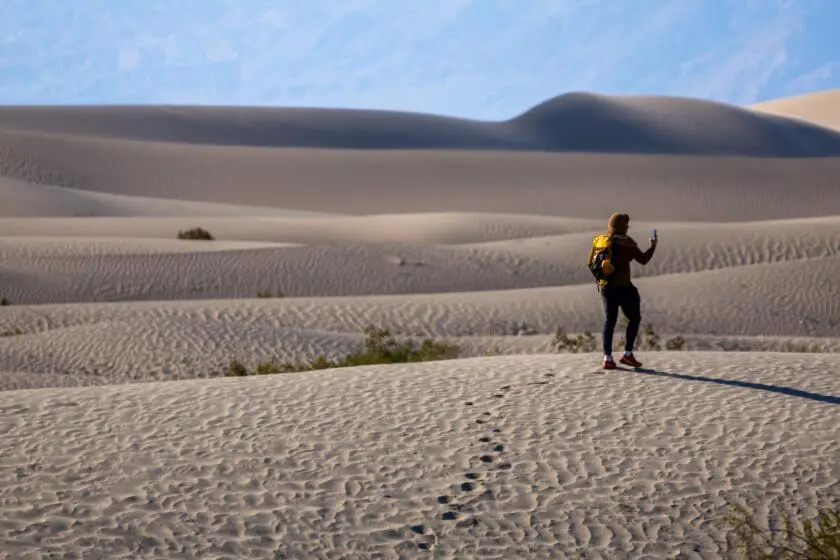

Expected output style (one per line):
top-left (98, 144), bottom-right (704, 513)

top-left (632, 368), bottom-right (839, 405)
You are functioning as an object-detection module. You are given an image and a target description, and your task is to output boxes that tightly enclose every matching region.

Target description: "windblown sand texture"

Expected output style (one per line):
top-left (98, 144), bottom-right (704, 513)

top-left (1, 90), bottom-right (839, 559)
top-left (750, 88), bottom-right (840, 131)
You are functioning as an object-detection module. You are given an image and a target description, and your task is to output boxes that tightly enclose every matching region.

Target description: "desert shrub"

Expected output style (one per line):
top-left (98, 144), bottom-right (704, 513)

top-left (177, 227), bottom-right (214, 240)
top-left (554, 322), bottom-right (685, 353)
top-left (551, 327), bottom-right (597, 353)
top-left (340, 325), bottom-right (460, 366)
top-left (0, 328), bottom-right (23, 337)
top-left (225, 359), bottom-right (249, 377)
top-left (484, 344), bottom-right (505, 356)
top-left (642, 323), bottom-right (661, 350)
top-left (726, 501), bottom-right (840, 559)
top-left (0, 296), bottom-right (9, 306)
top-left (256, 290), bottom-right (284, 298)
top-left (780, 341), bottom-right (824, 353)
top-left (225, 324), bottom-right (460, 376)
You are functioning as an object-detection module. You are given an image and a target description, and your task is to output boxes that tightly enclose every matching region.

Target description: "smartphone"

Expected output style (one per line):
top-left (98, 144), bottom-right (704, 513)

top-left (650, 228), bottom-right (658, 239)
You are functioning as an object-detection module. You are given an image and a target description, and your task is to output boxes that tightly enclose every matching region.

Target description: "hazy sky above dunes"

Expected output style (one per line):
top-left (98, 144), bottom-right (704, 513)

top-left (1, 0), bottom-right (838, 119)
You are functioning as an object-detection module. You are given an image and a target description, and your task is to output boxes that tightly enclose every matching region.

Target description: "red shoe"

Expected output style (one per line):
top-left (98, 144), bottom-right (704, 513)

top-left (619, 353), bottom-right (642, 368)
top-left (603, 357), bottom-right (617, 370)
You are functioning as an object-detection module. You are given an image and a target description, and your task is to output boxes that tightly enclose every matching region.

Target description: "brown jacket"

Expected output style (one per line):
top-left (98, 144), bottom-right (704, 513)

top-left (607, 234), bottom-right (655, 286)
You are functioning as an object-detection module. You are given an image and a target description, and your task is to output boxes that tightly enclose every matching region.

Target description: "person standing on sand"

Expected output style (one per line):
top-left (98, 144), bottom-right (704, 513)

top-left (596, 212), bottom-right (657, 370)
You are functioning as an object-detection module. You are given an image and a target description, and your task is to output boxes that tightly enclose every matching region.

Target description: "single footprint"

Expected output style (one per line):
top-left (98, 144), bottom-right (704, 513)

top-left (492, 444), bottom-right (504, 453)
top-left (478, 436), bottom-right (491, 443)
top-left (500, 385), bottom-right (511, 391)
top-left (497, 462), bottom-right (512, 470)
top-left (411, 525), bottom-right (425, 535)
top-left (465, 401), bottom-right (474, 406)
top-left (465, 472), bottom-right (480, 480)
top-left (527, 381), bottom-right (549, 386)
top-left (491, 393), bottom-right (504, 398)
top-left (460, 482), bottom-right (474, 492)
top-left (456, 517), bottom-right (480, 528)
top-left (545, 373), bottom-right (555, 378)
top-left (479, 455), bottom-right (495, 463)
top-left (437, 495), bottom-right (450, 505)
top-left (442, 511), bottom-right (459, 521)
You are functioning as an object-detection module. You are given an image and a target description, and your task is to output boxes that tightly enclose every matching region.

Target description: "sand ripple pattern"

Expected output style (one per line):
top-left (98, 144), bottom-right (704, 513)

top-left (0, 242), bottom-right (572, 304)
top-left (1, 256), bottom-right (838, 383)
top-left (0, 354), bottom-right (837, 558)
top-left (2, 216), bottom-right (840, 305)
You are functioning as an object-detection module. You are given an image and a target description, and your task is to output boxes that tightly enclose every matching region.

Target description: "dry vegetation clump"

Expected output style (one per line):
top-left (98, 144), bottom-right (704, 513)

top-left (550, 327), bottom-right (597, 353)
top-left (779, 341), bottom-right (825, 353)
top-left (225, 325), bottom-right (460, 376)
top-left (551, 322), bottom-right (685, 353)
top-left (177, 227), bottom-right (214, 240)
top-left (0, 296), bottom-right (10, 306)
top-left (256, 290), bottom-right (284, 298)
top-left (726, 501), bottom-right (840, 559)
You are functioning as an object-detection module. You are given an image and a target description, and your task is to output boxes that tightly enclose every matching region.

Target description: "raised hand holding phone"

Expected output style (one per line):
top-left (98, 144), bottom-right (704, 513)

top-left (650, 228), bottom-right (658, 246)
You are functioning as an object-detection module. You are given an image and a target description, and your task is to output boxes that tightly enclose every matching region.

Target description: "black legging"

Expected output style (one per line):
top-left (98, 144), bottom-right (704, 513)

top-left (601, 284), bottom-right (641, 356)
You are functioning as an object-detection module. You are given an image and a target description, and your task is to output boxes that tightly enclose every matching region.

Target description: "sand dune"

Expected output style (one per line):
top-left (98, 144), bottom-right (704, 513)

top-left (750, 88), bottom-right (840, 131)
top-left (0, 211), bottom-right (597, 243)
top-left (2, 257), bottom-right (839, 383)
top-left (3, 93), bottom-right (840, 155)
top-left (1, 215), bottom-right (839, 305)
top-left (1, 353), bottom-right (837, 558)
top-left (4, 131), bottom-right (840, 220)
top-left (4, 92), bottom-right (840, 221)
top-left (0, 177), bottom-right (339, 219)
top-left (3, 132), bottom-right (840, 220)
top-left (2, 89), bottom-right (840, 558)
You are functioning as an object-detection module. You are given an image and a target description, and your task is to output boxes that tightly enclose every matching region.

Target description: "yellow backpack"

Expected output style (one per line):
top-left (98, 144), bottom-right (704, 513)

top-left (587, 233), bottom-right (616, 288)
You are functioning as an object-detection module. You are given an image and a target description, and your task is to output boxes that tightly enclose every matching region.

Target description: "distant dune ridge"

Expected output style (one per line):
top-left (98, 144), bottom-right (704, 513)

top-left (3, 92), bottom-right (840, 155)
top-left (1, 89), bottom-right (839, 558)
top-left (750, 88), bottom-right (840, 131)
top-left (3, 91), bottom-right (840, 220)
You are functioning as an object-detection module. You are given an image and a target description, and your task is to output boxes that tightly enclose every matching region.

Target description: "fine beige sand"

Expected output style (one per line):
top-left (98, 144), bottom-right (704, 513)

top-left (2, 354), bottom-right (838, 559)
top-left (750, 88), bottom-right (840, 131)
top-left (1, 90), bottom-right (839, 558)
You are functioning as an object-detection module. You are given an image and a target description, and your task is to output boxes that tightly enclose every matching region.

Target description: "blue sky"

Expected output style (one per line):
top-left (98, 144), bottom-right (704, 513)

top-left (1, 0), bottom-right (838, 119)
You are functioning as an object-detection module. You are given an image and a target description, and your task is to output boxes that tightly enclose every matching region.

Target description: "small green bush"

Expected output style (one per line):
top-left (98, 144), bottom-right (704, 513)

top-left (177, 227), bottom-right (214, 240)
top-left (225, 324), bottom-right (460, 376)
top-left (0, 296), bottom-right (9, 306)
top-left (726, 501), bottom-right (840, 559)
top-left (0, 328), bottom-right (23, 337)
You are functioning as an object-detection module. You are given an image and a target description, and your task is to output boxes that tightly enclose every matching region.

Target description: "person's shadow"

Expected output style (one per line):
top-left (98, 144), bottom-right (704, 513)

top-left (629, 367), bottom-right (839, 405)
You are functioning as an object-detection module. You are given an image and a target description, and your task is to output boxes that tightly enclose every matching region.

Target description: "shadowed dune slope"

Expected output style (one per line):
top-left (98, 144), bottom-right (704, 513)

top-left (2, 134), bottom-right (840, 220)
top-left (3, 93), bottom-right (840, 155)
top-left (4, 91), bottom-right (840, 220)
